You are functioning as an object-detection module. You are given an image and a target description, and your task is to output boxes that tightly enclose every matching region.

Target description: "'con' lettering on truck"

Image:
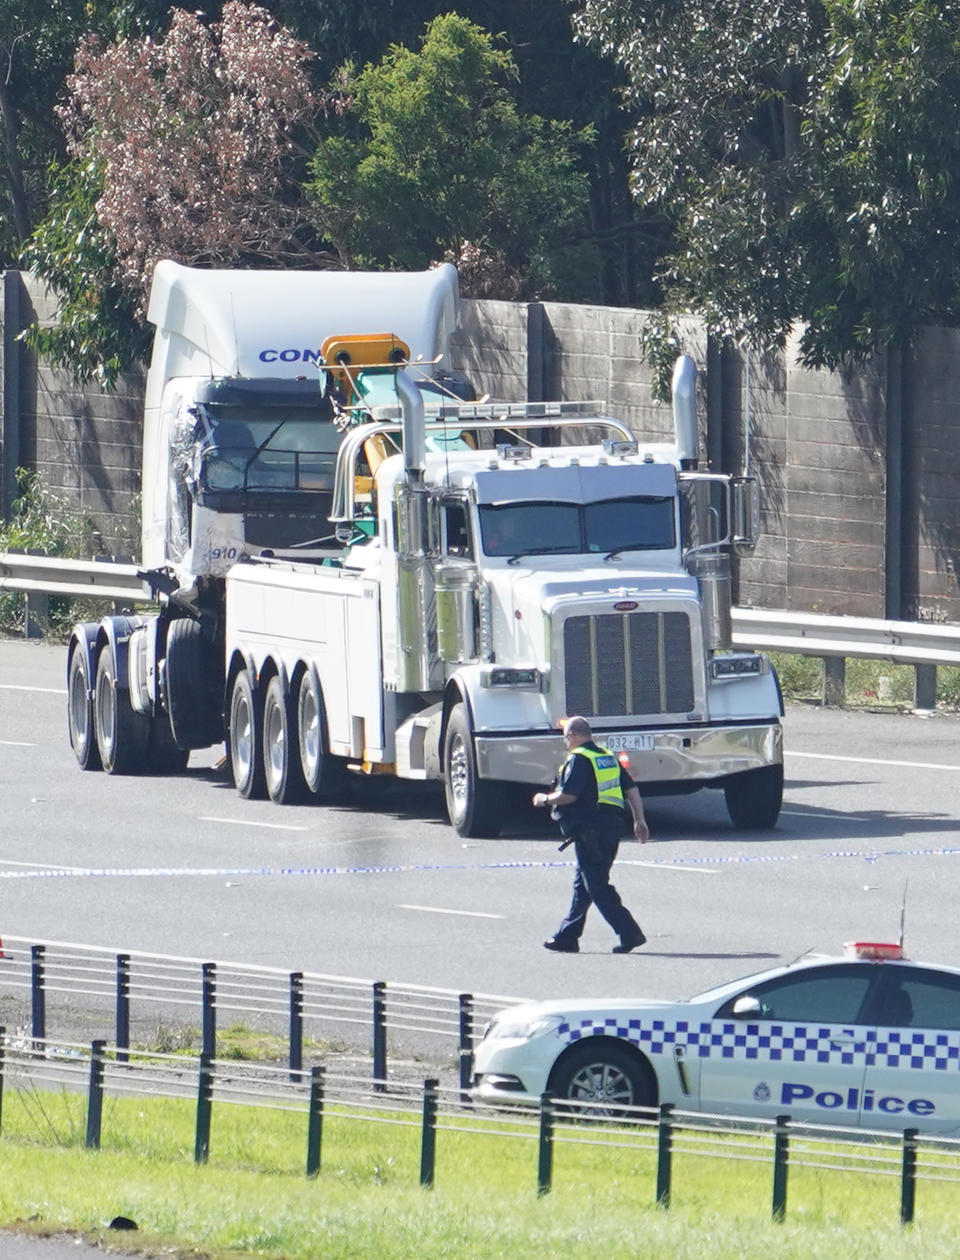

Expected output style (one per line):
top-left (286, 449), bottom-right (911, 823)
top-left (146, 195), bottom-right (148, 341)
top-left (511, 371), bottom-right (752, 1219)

top-left (67, 261), bottom-right (784, 837)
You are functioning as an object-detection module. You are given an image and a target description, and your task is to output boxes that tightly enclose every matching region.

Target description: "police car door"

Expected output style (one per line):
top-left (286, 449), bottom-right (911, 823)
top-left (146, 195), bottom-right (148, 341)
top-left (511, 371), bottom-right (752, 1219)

top-left (699, 964), bottom-right (879, 1126)
top-left (858, 966), bottom-right (960, 1135)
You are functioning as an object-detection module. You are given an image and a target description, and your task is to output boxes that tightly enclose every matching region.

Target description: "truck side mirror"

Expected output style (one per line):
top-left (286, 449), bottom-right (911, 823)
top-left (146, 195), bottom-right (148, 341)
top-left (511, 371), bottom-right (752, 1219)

top-left (730, 477), bottom-right (758, 556)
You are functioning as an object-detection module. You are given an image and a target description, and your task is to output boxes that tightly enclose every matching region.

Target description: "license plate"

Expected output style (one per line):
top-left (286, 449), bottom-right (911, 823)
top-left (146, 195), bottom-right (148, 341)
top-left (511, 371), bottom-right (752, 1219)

top-left (605, 733), bottom-right (655, 753)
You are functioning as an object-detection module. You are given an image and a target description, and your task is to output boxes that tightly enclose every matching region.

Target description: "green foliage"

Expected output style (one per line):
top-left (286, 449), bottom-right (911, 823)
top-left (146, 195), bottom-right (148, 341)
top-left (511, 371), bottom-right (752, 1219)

top-left (577, 0), bottom-right (960, 368)
top-left (308, 13), bottom-right (597, 298)
top-left (0, 467), bottom-right (99, 634)
top-left (2, 1088), bottom-right (960, 1257)
top-left (19, 156), bottom-right (150, 387)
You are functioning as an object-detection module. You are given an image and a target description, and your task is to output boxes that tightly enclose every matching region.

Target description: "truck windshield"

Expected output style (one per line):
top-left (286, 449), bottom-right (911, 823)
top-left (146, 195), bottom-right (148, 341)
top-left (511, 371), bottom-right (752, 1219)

top-left (197, 407), bottom-right (343, 494)
top-left (479, 496), bottom-right (675, 558)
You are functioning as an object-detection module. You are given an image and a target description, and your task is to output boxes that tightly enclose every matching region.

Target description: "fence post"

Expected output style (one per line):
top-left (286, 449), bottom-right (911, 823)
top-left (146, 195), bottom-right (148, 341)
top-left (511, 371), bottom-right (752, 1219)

top-left (901, 1127), bottom-right (918, 1225)
top-left (116, 954), bottom-right (130, 1064)
top-left (420, 1078), bottom-right (439, 1188)
top-left (85, 1039), bottom-right (106, 1150)
top-left (289, 972), bottom-right (303, 1082)
top-left (305, 1065), bottom-right (324, 1178)
top-left (913, 665), bottom-right (937, 712)
top-left (30, 945), bottom-right (46, 1049)
top-left (537, 1093), bottom-right (554, 1197)
top-left (458, 993), bottom-right (473, 1104)
top-left (372, 981), bottom-right (387, 1092)
top-left (195, 1053), bottom-right (213, 1164)
top-left (0, 1026), bottom-right (5, 1134)
top-left (772, 1113), bottom-right (790, 1222)
top-left (823, 657), bottom-right (846, 706)
top-left (201, 963), bottom-right (216, 1060)
top-left (656, 1103), bottom-right (674, 1208)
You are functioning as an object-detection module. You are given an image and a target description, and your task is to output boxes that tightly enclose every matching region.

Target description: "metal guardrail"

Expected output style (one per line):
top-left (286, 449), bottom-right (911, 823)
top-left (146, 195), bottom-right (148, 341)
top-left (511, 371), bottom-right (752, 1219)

top-left (733, 607), bottom-right (960, 667)
top-left (0, 551), bottom-right (148, 603)
top-left (2, 550), bottom-right (959, 701)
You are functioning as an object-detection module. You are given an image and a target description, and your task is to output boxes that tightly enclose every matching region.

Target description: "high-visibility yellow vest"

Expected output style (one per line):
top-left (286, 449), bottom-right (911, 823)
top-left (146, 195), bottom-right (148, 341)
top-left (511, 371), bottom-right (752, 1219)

top-left (567, 746), bottom-right (624, 809)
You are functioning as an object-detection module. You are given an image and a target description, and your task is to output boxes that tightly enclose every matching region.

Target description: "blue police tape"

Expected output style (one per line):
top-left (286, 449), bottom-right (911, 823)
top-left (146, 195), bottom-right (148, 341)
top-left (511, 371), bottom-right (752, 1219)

top-left (1, 842), bottom-right (960, 881)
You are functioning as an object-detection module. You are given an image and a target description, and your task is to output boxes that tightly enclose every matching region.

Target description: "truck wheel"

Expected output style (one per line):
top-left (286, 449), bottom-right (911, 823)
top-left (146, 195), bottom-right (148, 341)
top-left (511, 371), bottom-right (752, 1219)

top-left (167, 618), bottom-right (223, 749)
top-left (68, 646), bottom-right (101, 771)
top-left (229, 670), bottom-right (266, 799)
top-left (297, 672), bottom-right (349, 800)
top-left (94, 648), bottom-right (151, 775)
top-left (548, 1041), bottom-right (654, 1119)
top-left (263, 676), bottom-right (308, 804)
top-left (147, 714), bottom-right (190, 774)
top-left (443, 703), bottom-right (504, 838)
top-left (724, 763), bottom-right (783, 829)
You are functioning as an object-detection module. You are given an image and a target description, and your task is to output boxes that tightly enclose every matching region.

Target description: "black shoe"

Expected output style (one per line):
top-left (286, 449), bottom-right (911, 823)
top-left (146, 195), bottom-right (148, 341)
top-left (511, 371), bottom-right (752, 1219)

top-left (612, 931), bottom-right (646, 954)
top-left (543, 937), bottom-right (579, 953)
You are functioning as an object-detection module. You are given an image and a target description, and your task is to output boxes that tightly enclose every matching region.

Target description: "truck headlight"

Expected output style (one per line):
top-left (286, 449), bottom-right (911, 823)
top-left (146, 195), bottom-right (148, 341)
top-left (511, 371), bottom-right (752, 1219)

top-left (710, 654), bottom-right (764, 680)
top-left (481, 666), bottom-right (544, 690)
top-left (484, 1014), bottom-right (563, 1042)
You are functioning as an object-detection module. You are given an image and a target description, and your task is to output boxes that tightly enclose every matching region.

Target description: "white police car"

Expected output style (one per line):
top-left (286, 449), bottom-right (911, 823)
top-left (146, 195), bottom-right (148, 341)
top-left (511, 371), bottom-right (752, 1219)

top-left (473, 943), bottom-right (960, 1133)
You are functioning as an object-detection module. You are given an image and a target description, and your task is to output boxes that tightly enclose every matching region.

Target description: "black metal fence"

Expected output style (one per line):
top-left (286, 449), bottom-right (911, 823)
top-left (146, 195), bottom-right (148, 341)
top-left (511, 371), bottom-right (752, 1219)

top-left (1, 1030), bottom-right (958, 1226)
top-left (0, 936), bottom-right (524, 1093)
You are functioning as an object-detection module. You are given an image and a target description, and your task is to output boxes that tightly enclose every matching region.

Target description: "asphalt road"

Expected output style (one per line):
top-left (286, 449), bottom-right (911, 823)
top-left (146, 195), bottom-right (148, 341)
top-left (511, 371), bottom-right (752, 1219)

top-left (2, 637), bottom-right (960, 1010)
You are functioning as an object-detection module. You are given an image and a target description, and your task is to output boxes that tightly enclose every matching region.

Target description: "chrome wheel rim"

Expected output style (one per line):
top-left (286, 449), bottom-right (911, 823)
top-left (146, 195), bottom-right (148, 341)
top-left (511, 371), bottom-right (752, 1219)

top-left (299, 684), bottom-right (319, 780)
top-left (567, 1062), bottom-right (635, 1109)
top-left (232, 689), bottom-right (254, 783)
top-left (448, 733), bottom-right (469, 815)
top-left (265, 697), bottom-right (285, 790)
top-left (69, 658), bottom-right (90, 751)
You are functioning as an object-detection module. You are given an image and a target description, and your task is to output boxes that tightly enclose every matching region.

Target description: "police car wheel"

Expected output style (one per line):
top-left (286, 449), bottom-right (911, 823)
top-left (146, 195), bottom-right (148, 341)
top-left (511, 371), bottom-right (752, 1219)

top-left (549, 1041), bottom-right (654, 1117)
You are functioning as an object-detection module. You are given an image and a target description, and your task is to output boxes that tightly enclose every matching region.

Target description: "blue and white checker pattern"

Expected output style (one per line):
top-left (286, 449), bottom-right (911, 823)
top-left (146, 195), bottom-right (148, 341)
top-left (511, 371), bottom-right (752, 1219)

top-left (557, 1016), bottom-right (960, 1072)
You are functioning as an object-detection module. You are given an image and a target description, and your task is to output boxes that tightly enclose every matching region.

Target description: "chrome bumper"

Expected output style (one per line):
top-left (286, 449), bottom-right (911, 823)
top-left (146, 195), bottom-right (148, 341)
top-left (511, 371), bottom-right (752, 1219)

top-left (475, 721), bottom-right (782, 787)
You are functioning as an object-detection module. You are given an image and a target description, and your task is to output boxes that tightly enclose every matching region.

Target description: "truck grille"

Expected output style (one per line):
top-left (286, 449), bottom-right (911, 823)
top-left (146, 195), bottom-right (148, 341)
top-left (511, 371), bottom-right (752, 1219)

top-left (562, 611), bottom-right (695, 718)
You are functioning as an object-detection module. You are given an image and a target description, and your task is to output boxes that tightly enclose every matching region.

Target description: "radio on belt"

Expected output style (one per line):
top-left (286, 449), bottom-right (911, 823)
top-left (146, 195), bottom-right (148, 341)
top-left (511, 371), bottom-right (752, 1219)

top-left (843, 941), bottom-right (905, 960)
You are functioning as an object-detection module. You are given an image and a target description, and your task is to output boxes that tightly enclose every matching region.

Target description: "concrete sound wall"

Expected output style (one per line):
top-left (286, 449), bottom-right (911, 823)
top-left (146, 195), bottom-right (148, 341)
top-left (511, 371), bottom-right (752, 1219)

top-left (3, 270), bottom-right (960, 622)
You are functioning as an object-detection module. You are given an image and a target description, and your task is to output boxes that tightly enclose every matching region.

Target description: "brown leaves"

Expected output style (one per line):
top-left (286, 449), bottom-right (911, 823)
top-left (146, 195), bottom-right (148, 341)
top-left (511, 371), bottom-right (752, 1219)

top-left (60, 2), bottom-right (322, 314)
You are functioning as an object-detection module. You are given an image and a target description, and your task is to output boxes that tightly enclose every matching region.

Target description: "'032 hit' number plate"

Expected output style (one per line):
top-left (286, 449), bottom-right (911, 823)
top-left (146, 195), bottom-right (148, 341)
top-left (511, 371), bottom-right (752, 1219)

top-left (605, 733), bottom-right (655, 753)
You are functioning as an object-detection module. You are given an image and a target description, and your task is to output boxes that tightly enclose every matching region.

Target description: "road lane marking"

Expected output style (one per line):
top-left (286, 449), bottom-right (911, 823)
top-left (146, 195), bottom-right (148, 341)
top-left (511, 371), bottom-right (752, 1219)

top-left (199, 816), bottom-right (308, 832)
top-left (787, 749), bottom-right (960, 772)
top-left (0, 740), bottom-right (35, 747)
top-left (0, 684), bottom-right (65, 695)
top-left (399, 904), bottom-right (505, 919)
top-left (620, 861), bottom-right (718, 873)
top-left (780, 808), bottom-right (870, 821)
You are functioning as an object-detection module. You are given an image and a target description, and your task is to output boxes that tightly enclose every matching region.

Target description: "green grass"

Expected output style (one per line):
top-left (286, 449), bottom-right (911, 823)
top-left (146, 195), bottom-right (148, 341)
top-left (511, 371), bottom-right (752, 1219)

top-left (772, 653), bottom-right (960, 711)
top-left (1, 1087), bottom-right (960, 1258)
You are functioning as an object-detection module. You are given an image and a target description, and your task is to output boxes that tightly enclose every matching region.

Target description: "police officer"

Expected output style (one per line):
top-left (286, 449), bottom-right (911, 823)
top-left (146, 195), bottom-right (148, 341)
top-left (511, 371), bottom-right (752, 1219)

top-left (532, 715), bottom-right (648, 954)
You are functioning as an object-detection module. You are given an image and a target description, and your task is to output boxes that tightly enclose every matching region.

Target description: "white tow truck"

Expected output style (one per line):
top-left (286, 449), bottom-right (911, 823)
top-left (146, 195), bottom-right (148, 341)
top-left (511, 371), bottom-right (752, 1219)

top-left (67, 261), bottom-right (784, 838)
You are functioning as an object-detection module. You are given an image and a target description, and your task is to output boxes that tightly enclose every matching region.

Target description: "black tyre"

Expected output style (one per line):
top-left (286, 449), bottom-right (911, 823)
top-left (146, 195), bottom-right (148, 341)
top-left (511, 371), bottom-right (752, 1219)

top-left (166, 618), bottom-right (223, 750)
top-left (67, 645), bottom-right (101, 771)
top-left (94, 648), bottom-right (151, 775)
top-left (229, 670), bottom-right (266, 799)
top-left (146, 713), bottom-right (190, 774)
top-left (443, 703), bottom-right (504, 838)
top-left (548, 1041), bottom-right (655, 1119)
top-left (297, 671), bottom-right (349, 799)
top-left (263, 675), bottom-right (308, 804)
top-left (724, 763), bottom-right (784, 829)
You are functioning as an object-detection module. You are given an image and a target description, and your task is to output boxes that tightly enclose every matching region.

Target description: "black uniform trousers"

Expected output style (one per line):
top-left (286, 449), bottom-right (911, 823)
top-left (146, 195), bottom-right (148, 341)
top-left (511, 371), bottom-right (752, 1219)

top-left (553, 810), bottom-right (642, 945)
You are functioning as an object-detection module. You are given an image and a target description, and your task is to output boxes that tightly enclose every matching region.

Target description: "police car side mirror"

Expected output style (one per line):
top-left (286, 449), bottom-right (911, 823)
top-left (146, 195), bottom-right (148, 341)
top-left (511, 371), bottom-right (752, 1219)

top-left (731, 995), bottom-right (762, 1018)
